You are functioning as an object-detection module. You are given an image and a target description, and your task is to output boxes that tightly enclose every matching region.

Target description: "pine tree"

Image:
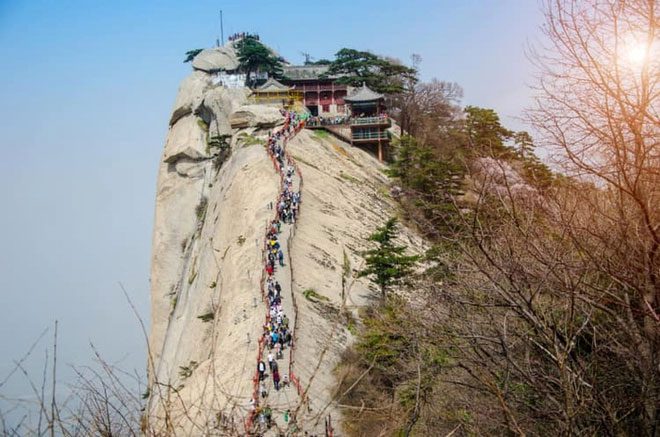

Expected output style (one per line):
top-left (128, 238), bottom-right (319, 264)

top-left (358, 218), bottom-right (419, 299)
top-left (183, 48), bottom-right (203, 63)
top-left (235, 37), bottom-right (283, 87)
top-left (324, 48), bottom-right (417, 94)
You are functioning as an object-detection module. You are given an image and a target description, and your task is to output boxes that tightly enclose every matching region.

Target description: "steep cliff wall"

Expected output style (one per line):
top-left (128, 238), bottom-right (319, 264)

top-left (148, 63), bottom-right (426, 436)
top-left (148, 62), bottom-right (288, 433)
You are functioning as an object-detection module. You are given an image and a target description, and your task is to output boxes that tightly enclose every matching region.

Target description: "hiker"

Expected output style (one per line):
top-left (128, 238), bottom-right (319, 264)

top-left (282, 374), bottom-right (290, 388)
top-left (258, 360), bottom-right (266, 380)
top-left (278, 249), bottom-right (284, 266)
top-left (267, 352), bottom-right (274, 370)
top-left (260, 381), bottom-right (268, 398)
top-left (263, 405), bottom-right (272, 426)
top-left (273, 368), bottom-right (281, 391)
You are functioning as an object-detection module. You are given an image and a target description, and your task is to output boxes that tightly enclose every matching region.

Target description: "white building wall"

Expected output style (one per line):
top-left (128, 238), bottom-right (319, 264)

top-left (212, 72), bottom-right (247, 88)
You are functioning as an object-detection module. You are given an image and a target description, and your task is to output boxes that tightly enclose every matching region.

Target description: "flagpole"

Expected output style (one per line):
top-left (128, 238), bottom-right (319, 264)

top-left (220, 10), bottom-right (224, 45)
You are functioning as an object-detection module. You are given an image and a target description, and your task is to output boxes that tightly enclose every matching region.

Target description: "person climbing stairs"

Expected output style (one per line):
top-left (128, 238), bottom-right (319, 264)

top-left (249, 110), bottom-right (307, 436)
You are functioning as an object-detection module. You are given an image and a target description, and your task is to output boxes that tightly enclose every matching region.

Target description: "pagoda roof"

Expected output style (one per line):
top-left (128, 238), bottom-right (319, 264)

top-left (255, 78), bottom-right (291, 92)
top-left (344, 83), bottom-right (384, 102)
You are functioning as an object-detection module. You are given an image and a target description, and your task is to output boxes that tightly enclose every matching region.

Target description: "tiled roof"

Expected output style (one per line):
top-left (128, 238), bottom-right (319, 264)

top-left (344, 83), bottom-right (384, 102)
top-left (256, 78), bottom-right (291, 92)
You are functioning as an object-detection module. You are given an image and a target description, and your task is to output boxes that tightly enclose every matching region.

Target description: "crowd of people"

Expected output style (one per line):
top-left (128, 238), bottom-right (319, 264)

top-left (250, 110), bottom-right (305, 431)
top-left (306, 113), bottom-right (390, 128)
top-left (278, 175), bottom-right (300, 225)
top-left (265, 222), bottom-right (284, 276)
top-left (228, 32), bottom-right (260, 42)
top-left (257, 276), bottom-right (292, 395)
top-left (306, 114), bottom-right (351, 127)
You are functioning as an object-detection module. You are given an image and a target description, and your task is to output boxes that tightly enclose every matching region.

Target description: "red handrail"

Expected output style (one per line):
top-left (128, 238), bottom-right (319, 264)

top-left (246, 111), bottom-right (306, 434)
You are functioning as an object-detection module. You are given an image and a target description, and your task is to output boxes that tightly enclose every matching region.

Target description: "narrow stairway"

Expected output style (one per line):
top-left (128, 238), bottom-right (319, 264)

top-left (250, 111), bottom-right (307, 436)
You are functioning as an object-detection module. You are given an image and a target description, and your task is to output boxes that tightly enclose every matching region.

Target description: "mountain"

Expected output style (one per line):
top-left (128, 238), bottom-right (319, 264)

top-left (146, 42), bottom-right (425, 435)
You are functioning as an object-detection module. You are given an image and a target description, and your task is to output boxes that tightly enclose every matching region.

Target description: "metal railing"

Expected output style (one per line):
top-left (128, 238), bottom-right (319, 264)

top-left (350, 116), bottom-right (390, 126)
top-left (352, 130), bottom-right (390, 141)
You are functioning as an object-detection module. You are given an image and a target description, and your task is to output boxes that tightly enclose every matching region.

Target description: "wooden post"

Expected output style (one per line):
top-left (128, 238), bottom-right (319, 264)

top-left (378, 140), bottom-right (383, 162)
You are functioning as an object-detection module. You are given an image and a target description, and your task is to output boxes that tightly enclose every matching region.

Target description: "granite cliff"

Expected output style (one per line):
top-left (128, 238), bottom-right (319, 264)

top-left (146, 43), bottom-right (425, 435)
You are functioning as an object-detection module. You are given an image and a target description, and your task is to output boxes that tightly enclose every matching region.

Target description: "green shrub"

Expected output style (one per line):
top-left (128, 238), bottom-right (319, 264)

top-left (197, 311), bottom-right (214, 322)
top-left (197, 118), bottom-right (209, 132)
top-left (314, 129), bottom-right (330, 139)
top-left (195, 197), bottom-right (208, 220)
top-left (206, 134), bottom-right (231, 155)
top-left (178, 361), bottom-right (198, 379)
top-left (238, 132), bottom-right (263, 146)
top-left (303, 288), bottom-right (329, 301)
top-left (343, 309), bottom-right (358, 335)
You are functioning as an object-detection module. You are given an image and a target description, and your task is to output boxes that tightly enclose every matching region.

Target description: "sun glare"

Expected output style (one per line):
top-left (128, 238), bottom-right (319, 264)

top-left (617, 33), bottom-right (659, 71)
top-left (626, 43), bottom-right (648, 66)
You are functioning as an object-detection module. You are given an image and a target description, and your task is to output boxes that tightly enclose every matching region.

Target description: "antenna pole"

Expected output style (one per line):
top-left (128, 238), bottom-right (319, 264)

top-left (220, 10), bottom-right (224, 45)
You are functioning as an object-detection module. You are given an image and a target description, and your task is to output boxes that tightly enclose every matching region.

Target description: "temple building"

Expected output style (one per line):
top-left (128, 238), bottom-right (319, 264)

top-left (249, 78), bottom-right (302, 107)
top-left (345, 84), bottom-right (391, 162)
top-left (281, 65), bottom-right (347, 116)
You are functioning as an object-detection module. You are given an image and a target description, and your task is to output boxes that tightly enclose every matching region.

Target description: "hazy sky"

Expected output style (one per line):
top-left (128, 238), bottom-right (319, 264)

top-left (0, 0), bottom-right (544, 397)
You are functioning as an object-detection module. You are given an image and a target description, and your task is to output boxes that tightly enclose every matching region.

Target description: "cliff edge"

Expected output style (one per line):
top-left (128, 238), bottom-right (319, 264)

top-left (147, 50), bottom-right (425, 436)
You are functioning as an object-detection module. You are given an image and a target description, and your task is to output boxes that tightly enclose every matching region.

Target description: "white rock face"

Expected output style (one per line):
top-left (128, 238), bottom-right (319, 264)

top-left (148, 70), bottom-right (426, 435)
top-left (169, 71), bottom-right (211, 126)
top-left (149, 71), bottom-right (250, 384)
top-left (229, 104), bottom-right (285, 129)
top-left (284, 131), bottom-right (426, 432)
top-left (192, 44), bottom-right (240, 73)
top-left (162, 114), bottom-right (209, 163)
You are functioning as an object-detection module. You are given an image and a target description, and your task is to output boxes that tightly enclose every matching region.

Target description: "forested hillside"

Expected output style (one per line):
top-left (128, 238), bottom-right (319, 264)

top-left (336, 1), bottom-right (658, 435)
